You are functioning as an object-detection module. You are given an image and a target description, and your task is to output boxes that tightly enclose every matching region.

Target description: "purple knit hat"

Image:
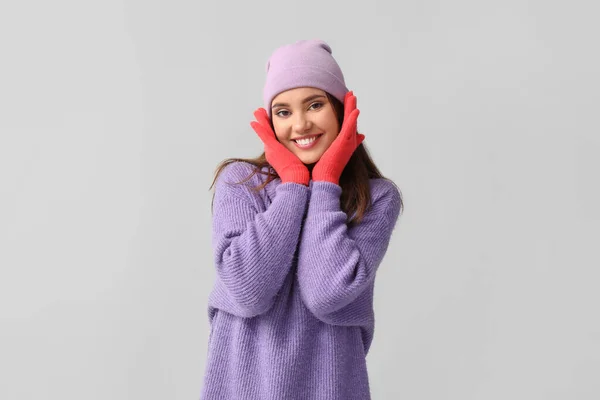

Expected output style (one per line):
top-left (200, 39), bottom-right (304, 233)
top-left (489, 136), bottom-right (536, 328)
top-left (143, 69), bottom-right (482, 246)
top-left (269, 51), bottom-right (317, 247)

top-left (263, 39), bottom-right (349, 117)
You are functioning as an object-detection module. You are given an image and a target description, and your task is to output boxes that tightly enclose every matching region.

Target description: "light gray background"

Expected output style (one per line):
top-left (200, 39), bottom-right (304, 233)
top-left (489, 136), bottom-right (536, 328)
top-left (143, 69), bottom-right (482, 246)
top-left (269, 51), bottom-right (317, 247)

top-left (1, 0), bottom-right (599, 399)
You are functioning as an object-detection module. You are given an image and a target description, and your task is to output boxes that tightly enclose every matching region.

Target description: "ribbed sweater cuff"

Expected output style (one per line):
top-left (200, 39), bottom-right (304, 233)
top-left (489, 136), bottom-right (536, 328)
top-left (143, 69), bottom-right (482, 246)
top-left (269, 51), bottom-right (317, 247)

top-left (275, 181), bottom-right (311, 198)
top-left (308, 181), bottom-right (342, 212)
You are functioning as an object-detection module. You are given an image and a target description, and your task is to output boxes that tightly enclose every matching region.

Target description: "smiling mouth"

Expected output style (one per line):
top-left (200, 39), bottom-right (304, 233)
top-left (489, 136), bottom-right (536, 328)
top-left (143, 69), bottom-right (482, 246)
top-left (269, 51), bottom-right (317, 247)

top-left (293, 133), bottom-right (323, 149)
top-left (292, 133), bottom-right (323, 142)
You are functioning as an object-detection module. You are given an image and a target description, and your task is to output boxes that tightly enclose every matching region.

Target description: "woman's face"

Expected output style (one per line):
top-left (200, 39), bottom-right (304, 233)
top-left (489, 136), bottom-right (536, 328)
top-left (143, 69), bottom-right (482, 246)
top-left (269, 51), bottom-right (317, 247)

top-left (270, 87), bottom-right (340, 166)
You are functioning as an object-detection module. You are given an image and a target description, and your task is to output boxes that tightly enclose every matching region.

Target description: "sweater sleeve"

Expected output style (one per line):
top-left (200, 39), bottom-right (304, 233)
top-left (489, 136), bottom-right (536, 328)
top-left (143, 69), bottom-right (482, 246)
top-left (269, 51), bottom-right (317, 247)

top-left (296, 179), bottom-right (401, 325)
top-left (209, 162), bottom-right (310, 318)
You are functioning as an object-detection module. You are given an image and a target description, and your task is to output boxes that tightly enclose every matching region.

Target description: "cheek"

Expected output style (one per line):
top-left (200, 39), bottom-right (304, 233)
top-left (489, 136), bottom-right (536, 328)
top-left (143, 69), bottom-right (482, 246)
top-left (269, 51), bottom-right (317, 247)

top-left (272, 124), bottom-right (284, 141)
top-left (273, 128), bottom-right (293, 147)
top-left (323, 121), bottom-right (339, 138)
top-left (319, 109), bottom-right (339, 133)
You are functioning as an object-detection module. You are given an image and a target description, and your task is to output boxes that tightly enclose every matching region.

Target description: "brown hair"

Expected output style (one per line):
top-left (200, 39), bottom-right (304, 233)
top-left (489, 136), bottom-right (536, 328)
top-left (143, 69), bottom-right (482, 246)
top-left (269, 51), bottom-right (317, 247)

top-left (209, 92), bottom-right (403, 227)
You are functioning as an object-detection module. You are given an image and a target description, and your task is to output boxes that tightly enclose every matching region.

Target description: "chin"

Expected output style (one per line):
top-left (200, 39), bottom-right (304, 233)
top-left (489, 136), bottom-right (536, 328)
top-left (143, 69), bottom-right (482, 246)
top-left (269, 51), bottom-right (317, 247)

top-left (299, 155), bottom-right (321, 165)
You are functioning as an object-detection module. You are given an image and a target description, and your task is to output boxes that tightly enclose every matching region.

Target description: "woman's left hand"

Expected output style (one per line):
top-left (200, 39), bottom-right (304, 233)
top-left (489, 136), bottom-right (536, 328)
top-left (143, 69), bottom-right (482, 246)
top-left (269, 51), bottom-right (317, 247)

top-left (312, 90), bottom-right (365, 185)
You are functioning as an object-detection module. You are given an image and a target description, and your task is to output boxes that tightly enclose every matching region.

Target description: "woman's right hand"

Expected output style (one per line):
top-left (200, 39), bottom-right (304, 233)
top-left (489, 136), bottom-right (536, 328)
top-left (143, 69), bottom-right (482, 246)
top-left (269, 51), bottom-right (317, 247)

top-left (250, 108), bottom-right (310, 186)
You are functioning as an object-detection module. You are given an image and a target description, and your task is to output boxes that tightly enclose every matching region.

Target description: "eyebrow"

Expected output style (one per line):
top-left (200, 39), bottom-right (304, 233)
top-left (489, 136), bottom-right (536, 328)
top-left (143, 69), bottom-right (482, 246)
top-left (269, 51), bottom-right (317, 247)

top-left (271, 94), bottom-right (326, 109)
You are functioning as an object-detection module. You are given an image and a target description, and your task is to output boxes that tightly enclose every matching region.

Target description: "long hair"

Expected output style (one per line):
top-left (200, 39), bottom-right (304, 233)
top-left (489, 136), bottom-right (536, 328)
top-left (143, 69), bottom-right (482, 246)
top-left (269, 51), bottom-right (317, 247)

top-left (209, 92), bottom-right (403, 226)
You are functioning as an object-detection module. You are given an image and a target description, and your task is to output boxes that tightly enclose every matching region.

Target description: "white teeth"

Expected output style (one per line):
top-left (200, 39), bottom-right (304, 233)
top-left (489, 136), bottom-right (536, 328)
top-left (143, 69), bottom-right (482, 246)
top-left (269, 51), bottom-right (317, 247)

top-left (295, 136), bottom-right (318, 145)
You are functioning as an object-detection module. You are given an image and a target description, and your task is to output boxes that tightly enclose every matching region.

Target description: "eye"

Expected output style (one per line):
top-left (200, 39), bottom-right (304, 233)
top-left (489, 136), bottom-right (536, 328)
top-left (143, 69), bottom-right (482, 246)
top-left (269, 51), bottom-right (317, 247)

top-left (309, 102), bottom-right (323, 110)
top-left (275, 109), bottom-right (290, 117)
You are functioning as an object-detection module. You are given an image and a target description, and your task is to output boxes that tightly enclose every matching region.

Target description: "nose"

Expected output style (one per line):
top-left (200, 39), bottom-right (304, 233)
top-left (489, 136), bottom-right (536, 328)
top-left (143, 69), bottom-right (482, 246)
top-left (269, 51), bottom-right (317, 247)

top-left (293, 112), bottom-right (312, 134)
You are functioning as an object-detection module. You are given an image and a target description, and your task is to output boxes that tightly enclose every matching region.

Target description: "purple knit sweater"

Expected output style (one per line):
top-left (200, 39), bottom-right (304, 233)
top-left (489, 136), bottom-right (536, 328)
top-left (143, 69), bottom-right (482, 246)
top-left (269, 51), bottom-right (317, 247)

top-left (201, 161), bottom-right (401, 400)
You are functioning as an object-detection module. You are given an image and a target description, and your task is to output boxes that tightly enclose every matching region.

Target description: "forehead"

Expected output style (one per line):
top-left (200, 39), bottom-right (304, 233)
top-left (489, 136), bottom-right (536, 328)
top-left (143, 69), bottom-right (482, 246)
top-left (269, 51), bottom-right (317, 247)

top-left (272, 87), bottom-right (326, 104)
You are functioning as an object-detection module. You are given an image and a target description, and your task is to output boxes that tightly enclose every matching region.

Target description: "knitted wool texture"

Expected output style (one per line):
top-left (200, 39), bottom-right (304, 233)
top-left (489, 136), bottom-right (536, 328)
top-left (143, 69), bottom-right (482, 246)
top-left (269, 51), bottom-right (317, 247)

top-left (263, 39), bottom-right (348, 117)
top-left (200, 162), bottom-right (401, 400)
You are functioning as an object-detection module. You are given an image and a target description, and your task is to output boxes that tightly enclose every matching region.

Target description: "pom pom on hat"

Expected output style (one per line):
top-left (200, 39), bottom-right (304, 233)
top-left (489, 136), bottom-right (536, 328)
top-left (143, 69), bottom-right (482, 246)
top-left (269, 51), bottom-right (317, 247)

top-left (263, 39), bottom-right (348, 117)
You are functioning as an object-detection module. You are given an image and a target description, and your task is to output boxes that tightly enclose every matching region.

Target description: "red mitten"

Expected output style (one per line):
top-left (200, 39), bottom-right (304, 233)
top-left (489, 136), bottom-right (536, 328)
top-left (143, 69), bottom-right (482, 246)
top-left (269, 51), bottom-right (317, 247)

top-left (312, 91), bottom-right (365, 185)
top-left (250, 108), bottom-right (310, 186)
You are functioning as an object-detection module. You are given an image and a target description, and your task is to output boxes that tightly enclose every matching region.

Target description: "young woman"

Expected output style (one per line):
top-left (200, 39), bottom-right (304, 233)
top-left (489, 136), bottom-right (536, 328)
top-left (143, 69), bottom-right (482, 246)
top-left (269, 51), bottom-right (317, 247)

top-left (201, 39), bottom-right (403, 400)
